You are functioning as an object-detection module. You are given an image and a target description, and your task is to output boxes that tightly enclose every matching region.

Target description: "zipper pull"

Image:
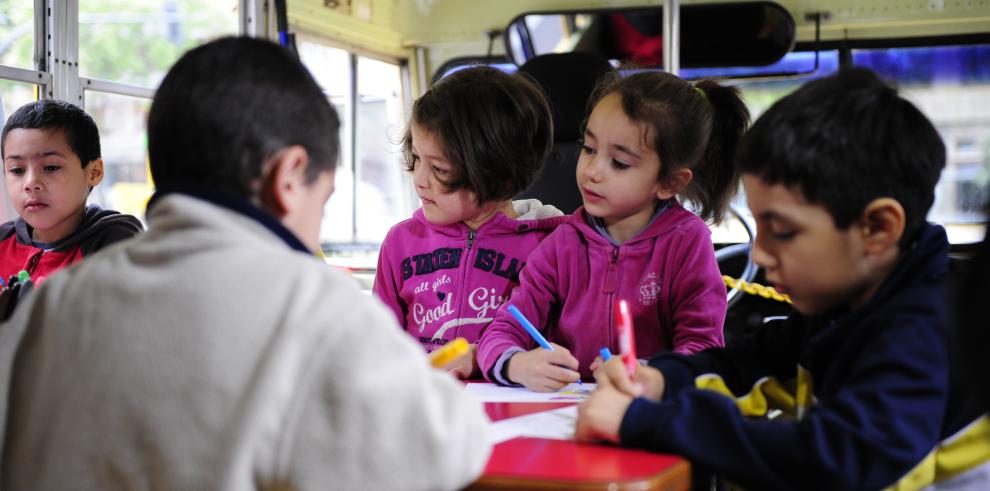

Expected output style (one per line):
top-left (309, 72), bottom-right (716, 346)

top-left (603, 247), bottom-right (619, 293)
top-left (26, 250), bottom-right (44, 275)
top-left (467, 230), bottom-right (476, 250)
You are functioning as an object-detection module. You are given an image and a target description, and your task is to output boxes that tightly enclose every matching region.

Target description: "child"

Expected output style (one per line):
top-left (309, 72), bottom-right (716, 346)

top-left (0, 100), bottom-right (143, 283)
top-left (577, 68), bottom-right (990, 489)
top-left (373, 66), bottom-right (568, 378)
top-left (0, 37), bottom-right (490, 491)
top-left (476, 71), bottom-right (749, 391)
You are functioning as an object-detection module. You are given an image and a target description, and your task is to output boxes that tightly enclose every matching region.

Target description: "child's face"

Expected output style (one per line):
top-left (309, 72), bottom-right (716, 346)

top-left (743, 173), bottom-right (876, 316)
top-left (577, 93), bottom-right (675, 232)
top-left (3, 128), bottom-right (103, 243)
top-left (410, 124), bottom-right (485, 226)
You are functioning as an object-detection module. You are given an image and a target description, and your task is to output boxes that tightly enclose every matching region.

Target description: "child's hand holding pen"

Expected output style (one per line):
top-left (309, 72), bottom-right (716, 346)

top-left (506, 343), bottom-right (581, 392)
top-left (576, 357), bottom-right (666, 444)
top-left (591, 356), bottom-right (666, 402)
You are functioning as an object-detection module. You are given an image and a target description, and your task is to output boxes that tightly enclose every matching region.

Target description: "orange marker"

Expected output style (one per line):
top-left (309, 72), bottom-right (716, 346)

top-left (429, 337), bottom-right (470, 368)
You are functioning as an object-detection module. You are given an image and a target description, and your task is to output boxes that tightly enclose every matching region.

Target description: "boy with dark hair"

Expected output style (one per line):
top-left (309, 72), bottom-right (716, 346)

top-left (576, 67), bottom-right (990, 490)
top-left (0, 36), bottom-right (490, 491)
top-left (0, 100), bottom-right (143, 282)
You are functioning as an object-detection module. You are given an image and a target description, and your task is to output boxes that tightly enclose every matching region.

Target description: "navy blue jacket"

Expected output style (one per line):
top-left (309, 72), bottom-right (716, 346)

top-left (620, 223), bottom-right (978, 490)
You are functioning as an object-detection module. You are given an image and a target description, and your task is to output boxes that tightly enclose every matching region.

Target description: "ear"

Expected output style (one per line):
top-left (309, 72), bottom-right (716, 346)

top-left (86, 158), bottom-right (104, 186)
top-left (256, 146), bottom-right (309, 218)
top-left (656, 168), bottom-right (693, 200)
top-left (859, 197), bottom-right (905, 255)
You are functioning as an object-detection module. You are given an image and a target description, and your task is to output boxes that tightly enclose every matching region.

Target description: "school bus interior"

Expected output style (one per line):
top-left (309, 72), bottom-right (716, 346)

top-left (0, 0), bottom-right (987, 339)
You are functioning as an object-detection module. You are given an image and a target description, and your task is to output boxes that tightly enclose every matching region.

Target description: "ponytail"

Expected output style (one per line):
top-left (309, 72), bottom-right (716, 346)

top-left (686, 79), bottom-right (750, 223)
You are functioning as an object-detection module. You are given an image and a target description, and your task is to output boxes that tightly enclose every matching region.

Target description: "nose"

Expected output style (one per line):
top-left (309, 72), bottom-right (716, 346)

top-left (412, 159), bottom-right (428, 189)
top-left (750, 233), bottom-right (776, 271)
top-left (23, 168), bottom-right (42, 191)
top-left (581, 154), bottom-right (604, 183)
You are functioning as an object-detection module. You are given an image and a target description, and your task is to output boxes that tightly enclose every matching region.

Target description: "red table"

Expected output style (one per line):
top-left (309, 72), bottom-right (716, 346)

top-left (467, 402), bottom-right (691, 491)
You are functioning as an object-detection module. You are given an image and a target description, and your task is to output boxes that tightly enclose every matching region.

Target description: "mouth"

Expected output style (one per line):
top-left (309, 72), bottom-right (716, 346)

top-left (24, 200), bottom-right (48, 212)
top-left (581, 188), bottom-right (605, 203)
top-left (419, 196), bottom-right (435, 206)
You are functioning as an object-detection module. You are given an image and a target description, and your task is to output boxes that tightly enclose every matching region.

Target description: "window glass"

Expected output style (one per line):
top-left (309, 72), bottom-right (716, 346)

top-left (297, 38), bottom-right (354, 243)
top-left (0, 1), bottom-right (34, 70)
top-left (78, 0), bottom-right (237, 88)
top-left (707, 51), bottom-right (840, 244)
top-left (84, 91), bottom-right (152, 219)
top-left (355, 55), bottom-right (408, 243)
top-left (852, 44), bottom-right (990, 243)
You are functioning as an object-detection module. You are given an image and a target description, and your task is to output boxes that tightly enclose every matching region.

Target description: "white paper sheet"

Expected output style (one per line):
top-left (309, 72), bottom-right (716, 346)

top-left (489, 405), bottom-right (579, 444)
top-left (464, 382), bottom-right (595, 403)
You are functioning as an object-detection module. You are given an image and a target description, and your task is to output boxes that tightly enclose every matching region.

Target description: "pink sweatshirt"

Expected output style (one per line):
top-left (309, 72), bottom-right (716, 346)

top-left (373, 200), bottom-right (567, 352)
top-left (477, 203), bottom-right (726, 382)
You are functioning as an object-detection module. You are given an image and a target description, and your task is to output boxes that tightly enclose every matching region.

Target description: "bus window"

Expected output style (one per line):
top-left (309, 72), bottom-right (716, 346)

top-left (1, 2), bottom-right (40, 224)
top-left (78, 0), bottom-right (238, 220)
top-left (298, 38), bottom-right (354, 243)
top-left (852, 44), bottom-right (990, 243)
top-left (0, 2), bottom-right (34, 72)
top-left (298, 37), bottom-right (410, 247)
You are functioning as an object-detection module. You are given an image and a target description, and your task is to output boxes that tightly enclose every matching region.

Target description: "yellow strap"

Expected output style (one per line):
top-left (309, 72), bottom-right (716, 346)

top-left (885, 415), bottom-right (990, 490)
top-left (723, 275), bottom-right (792, 304)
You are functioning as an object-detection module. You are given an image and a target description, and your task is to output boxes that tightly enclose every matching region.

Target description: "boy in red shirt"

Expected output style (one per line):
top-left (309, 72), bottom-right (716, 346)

top-left (0, 100), bottom-right (142, 283)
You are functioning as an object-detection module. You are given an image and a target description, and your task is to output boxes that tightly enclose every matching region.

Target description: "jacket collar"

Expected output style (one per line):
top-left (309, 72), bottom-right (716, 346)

top-left (148, 184), bottom-right (311, 254)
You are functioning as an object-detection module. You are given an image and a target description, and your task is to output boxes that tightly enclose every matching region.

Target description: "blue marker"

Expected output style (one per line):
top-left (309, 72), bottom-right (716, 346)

top-left (600, 347), bottom-right (613, 361)
top-left (507, 305), bottom-right (553, 350)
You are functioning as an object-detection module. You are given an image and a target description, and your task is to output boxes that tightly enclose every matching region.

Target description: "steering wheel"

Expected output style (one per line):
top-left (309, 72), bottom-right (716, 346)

top-left (714, 205), bottom-right (757, 309)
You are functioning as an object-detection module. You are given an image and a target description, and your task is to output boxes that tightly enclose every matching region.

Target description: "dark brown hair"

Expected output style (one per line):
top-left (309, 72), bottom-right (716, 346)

top-left (585, 71), bottom-right (750, 223)
top-left (402, 66), bottom-right (552, 204)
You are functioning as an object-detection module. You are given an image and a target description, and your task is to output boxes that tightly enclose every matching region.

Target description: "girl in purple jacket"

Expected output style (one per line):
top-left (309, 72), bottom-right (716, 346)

top-left (477, 72), bottom-right (750, 391)
top-left (373, 66), bottom-right (568, 378)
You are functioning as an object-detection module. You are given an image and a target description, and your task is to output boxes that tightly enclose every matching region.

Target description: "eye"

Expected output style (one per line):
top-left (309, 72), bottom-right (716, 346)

top-left (770, 230), bottom-right (796, 241)
top-left (6, 167), bottom-right (24, 176)
top-left (580, 144), bottom-right (596, 155)
top-left (432, 165), bottom-right (450, 176)
top-left (44, 165), bottom-right (61, 172)
top-left (611, 159), bottom-right (630, 170)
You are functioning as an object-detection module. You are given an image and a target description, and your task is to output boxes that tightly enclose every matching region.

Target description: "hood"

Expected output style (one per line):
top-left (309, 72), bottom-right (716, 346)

top-left (15, 204), bottom-right (144, 252)
top-left (412, 199), bottom-right (568, 238)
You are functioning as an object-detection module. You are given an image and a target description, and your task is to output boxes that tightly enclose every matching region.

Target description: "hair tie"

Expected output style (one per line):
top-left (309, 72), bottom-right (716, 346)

top-left (695, 86), bottom-right (708, 100)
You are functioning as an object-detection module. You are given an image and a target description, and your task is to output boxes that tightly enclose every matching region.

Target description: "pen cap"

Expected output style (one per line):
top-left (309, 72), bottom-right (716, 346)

top-left (615, 299), bottom-right (636, 354)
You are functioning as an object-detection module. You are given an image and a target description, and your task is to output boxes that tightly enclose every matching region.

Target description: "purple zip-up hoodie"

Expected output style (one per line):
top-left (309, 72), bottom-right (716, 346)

top-left (373, 200), bottom-right (567, 352)
top-left (477, 202), bottom-right (726, 382)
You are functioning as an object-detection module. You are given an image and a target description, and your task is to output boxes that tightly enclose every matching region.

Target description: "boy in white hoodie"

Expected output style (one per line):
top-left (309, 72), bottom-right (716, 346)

top-left (0, 36), bottom-right (490, 491)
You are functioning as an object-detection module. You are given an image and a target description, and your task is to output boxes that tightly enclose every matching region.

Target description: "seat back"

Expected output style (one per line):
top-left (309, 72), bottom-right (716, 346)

top-left (516, 52), bottom-right (614, 214)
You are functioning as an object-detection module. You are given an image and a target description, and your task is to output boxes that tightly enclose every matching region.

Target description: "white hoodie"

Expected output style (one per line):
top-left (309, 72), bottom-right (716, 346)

top-left (0, 193), bottom-right (491, 491)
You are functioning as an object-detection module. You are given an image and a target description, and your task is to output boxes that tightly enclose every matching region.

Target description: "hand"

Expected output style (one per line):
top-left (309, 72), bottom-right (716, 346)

top-left (589, 355), bottom-right (604, 372)
top-left (575, 375), bottom-right (634, 444)
top-left (506, 343), bottom-right (580, 392)
top-left (446, 343), bottom-right (479, 379)
top-left (593, 358), bottom-right (666, 401)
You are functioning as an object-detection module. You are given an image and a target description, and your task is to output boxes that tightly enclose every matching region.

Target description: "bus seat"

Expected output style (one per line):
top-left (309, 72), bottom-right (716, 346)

top-left (516, 52), bottom-right (615, 214)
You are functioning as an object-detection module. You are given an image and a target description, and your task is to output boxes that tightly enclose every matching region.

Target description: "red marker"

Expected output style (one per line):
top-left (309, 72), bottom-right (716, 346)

top-left (615, 299), bottom-right (637, 378)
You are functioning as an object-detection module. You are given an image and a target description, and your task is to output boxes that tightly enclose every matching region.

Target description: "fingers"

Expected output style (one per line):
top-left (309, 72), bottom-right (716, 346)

top-left (593, 358), bottom-right (641, 397)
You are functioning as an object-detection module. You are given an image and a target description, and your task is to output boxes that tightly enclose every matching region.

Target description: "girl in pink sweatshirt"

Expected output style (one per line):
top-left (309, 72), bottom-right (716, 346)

top-left (373, 66), bottom-right (568, 378)
top-left (477, 72), bottom-right (750, 391)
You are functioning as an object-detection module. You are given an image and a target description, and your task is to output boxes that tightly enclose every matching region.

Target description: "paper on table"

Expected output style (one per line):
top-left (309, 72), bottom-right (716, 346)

top-left (465, 382), bottom-right (595, 403)
top-left (489, 405), bottom-right (578, 444)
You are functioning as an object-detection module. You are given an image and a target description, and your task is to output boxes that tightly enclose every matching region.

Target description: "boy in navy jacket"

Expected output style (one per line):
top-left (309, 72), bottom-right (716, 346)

top-left (576, 68), bottom-right (990, 490)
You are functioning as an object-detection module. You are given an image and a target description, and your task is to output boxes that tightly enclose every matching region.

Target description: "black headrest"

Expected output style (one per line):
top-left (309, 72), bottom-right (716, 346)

top-left (518, 52), bottom-right (614, 142)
